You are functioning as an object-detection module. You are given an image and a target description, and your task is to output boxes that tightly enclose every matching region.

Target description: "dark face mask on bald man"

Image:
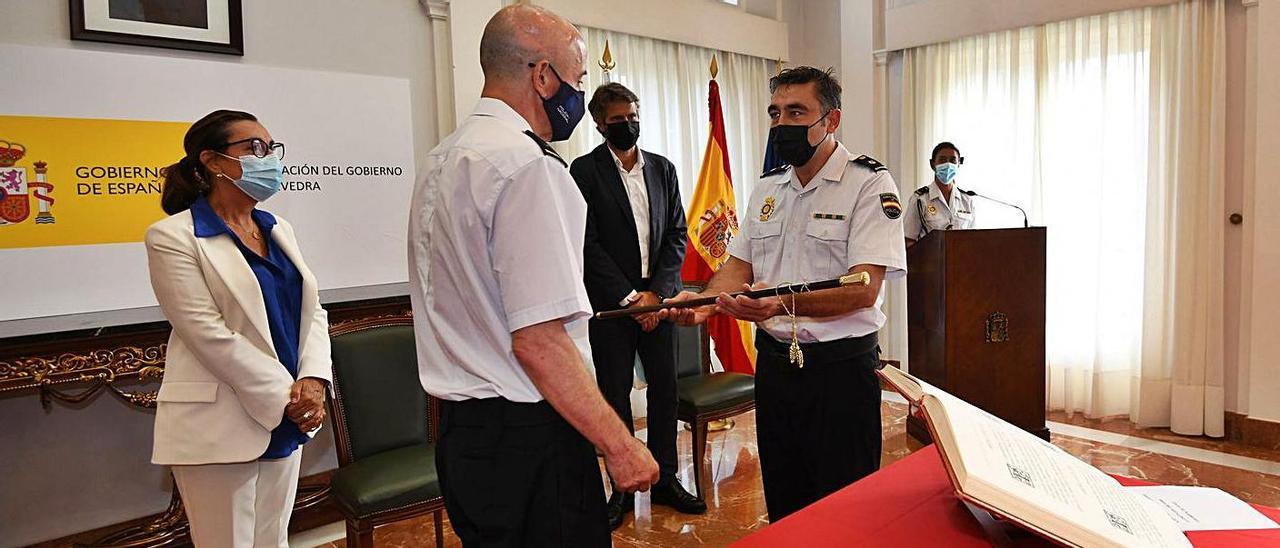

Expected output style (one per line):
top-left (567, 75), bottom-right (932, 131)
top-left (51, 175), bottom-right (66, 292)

top-left (532, 62), bottom-right (586, 142)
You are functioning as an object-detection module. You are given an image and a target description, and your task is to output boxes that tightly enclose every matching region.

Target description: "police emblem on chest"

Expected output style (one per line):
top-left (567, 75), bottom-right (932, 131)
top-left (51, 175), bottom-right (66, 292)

top-left (879, 193), bottom-right (902, 219)
top-left (760, 196), bottom-right (776, 222)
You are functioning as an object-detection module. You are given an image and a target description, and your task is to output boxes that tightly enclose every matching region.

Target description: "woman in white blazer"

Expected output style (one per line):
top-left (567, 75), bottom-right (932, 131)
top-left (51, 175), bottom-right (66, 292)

top-left (146, 110), bottom-right (332, 548)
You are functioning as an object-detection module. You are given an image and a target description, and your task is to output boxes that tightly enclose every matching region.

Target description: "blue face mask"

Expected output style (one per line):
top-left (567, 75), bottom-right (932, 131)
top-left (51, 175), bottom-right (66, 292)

top-left (535, 63), bottom-right (585, 142)
top-left (219, 153), bottom-right (284, 202)
top-left (935, 162), bottom-right (959, 185)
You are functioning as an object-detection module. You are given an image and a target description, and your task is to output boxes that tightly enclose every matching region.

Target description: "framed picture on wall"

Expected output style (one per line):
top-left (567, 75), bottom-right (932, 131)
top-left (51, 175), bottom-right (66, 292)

top-left (70, 0), bottom-right (244, 56)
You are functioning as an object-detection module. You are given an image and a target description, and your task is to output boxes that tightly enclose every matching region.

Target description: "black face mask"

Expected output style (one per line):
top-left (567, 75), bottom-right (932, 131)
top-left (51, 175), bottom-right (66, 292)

top-left (769, 112), bottom-right (831, 167)
top-left (603, 120), bottom-right (640, 151)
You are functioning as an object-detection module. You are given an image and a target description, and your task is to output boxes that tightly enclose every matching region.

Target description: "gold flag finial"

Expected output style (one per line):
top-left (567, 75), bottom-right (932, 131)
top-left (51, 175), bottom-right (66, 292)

top-left (776, 58), bottom-right (785, 76)
top-left (710, 54), bottom-right (719, 79)
top-left (599, 40), bottom-right (616, 72)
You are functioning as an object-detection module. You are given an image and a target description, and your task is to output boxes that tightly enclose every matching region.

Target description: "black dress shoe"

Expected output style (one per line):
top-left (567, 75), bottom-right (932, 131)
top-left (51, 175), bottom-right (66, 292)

top-left (607, 490), bottom-right (634, 531)
top-left (650, 477), bottom-right (707, 515)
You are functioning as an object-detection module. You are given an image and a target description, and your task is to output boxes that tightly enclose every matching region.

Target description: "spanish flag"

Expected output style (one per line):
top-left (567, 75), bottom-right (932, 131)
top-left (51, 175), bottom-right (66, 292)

top-left (681, 74), bottom-right (757, 374)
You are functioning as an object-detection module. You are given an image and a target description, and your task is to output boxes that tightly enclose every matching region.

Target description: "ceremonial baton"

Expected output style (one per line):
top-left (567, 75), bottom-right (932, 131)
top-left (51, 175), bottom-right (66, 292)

top-left (593, 271), bottom-right (871, 320)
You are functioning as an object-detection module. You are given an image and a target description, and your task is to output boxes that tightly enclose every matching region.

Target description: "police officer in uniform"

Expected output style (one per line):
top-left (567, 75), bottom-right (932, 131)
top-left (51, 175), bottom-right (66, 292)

top-left (662, 66), bottom-right (907, 522)
top-left (407, 6), bottom-right (658, 545)
top-left (903, 141), bottom-right (975, 246)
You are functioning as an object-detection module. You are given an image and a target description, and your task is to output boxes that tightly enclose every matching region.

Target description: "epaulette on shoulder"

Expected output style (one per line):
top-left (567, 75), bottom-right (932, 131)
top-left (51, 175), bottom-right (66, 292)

top-left (852, 155), bottom-right (888, 172)
top-left (914, 186), bottom-right (930, 196)
top-left (760, 164), bottom-right (789, 178)
top-left (523, 130), bottom-right (567, 168)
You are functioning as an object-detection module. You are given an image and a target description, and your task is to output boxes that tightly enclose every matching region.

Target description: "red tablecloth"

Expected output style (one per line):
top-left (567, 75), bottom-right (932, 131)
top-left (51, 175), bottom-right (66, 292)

top-left (734, 445), bottom-right (1280, 547)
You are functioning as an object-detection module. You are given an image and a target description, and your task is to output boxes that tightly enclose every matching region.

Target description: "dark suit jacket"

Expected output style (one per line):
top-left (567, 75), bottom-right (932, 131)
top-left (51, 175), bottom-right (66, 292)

top-left (570, 144), bottom-right (687, 312)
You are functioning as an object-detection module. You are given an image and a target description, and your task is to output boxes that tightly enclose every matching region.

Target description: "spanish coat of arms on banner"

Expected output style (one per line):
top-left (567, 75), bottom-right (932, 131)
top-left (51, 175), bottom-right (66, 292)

top-left (0, 140), bottom-right (55, 226)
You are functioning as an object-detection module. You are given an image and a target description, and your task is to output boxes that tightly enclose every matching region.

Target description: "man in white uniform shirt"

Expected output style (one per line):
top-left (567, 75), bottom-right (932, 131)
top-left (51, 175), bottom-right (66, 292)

top-left (903, 141), bottom-right (976, 246)
top-left (406, 6), bottom-right (658, 545)
top-left (663, 67), bottom-right (907, 522)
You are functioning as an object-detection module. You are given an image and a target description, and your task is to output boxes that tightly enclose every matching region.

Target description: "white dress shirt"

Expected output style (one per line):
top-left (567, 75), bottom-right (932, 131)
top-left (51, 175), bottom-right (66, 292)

top-left (407, 98), bottom-right (594, 403)
top-left (610, 147), bottom-right (651, 306)
top-left (610, 147), bottom-right (651, 278)
top-left (727, 142), bottom-right (907, 342)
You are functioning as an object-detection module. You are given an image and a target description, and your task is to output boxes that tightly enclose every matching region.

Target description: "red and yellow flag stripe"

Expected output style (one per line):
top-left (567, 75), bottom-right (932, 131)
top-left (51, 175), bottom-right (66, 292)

top-left (681, 79), bottom-right (756, 374)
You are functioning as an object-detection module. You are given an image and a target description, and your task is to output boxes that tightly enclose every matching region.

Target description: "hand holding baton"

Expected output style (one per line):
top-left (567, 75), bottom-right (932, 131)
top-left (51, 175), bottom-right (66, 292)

top-left (593, 271), bottom-right (871, 320)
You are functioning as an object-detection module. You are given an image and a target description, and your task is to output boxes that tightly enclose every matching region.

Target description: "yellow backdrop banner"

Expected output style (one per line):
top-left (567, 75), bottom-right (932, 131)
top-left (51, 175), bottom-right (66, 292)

top-left (0, 115), bottom-right (186, 249)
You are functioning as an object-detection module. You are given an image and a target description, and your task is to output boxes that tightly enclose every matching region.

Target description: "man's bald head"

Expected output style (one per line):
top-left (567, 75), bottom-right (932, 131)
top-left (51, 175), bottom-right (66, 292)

top-left (480, 4), bottom-right (585, 83)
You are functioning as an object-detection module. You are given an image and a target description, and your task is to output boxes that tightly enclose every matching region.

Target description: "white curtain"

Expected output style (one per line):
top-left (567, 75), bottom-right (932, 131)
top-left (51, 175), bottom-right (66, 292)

top-left (1134, 0), bottom-right (1226, 436)
top-left (553, 26), bottom-right (775, 216)
top-left (897, 0), bottom-right (1225, 433)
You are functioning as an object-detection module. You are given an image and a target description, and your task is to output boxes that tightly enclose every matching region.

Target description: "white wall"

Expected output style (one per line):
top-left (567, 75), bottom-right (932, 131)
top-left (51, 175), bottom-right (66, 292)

top-left (538, 0), bottom-right (789, 61)
top-left (782, 0), bottom-right (877, 154)
top-left (0, 2), bottom-right (436, 545)
top-left (446, 0), bottom-right (505, 128)
top-left (1223, 0), bottom-right (1250, 414)
top-left (883, 0), bottom-right (1180, 51)
top-left (785, 0), bottom-right (841, 70)
top-left (1, 1), bottom-right (440, 170)
top-left (839, 0), bottom-right (878, 156)
top-left (1235, 0), bottom-right (1259, 417)
top-left (1244, 0), bottom-right (1280, 423)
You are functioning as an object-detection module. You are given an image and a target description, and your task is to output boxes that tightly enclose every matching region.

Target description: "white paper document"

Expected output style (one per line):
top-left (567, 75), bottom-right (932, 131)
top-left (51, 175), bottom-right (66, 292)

top-left (1127, 485), bottom-right (1280, 532)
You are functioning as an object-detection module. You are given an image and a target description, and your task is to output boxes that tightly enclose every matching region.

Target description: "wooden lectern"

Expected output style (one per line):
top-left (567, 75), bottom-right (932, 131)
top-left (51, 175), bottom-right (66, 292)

top-left (906, 228), bottom-right (1048, 442)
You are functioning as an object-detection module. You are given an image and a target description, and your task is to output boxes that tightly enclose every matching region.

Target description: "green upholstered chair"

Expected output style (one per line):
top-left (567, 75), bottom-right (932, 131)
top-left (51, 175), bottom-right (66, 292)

top-left (327, 316), bottom-right (444, 548)
top-left (674, 283), bottom-right (757, 499)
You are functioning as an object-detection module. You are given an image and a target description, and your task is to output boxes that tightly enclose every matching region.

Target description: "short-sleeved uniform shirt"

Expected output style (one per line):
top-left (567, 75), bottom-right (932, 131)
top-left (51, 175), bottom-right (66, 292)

top-left (902, 182), bottom-right (975, 241)
top-left (408, 98), bottom-right (594, 403)
top-left (727, 142), bottom-right (907, 343)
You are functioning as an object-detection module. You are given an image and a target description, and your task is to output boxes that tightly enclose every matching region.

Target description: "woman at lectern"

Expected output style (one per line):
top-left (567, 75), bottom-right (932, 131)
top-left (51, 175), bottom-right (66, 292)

top-left (904, 141), bottom-right (977, 247)
top-left (145, 110), bottom-right (332, 547)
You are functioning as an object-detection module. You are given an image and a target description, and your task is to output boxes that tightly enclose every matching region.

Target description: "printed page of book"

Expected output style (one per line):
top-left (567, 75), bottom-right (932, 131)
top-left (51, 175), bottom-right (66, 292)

top-left (1127, 486), bottom-right (1280, 532)
top-left (923, 391), bottom-right (1191, 548)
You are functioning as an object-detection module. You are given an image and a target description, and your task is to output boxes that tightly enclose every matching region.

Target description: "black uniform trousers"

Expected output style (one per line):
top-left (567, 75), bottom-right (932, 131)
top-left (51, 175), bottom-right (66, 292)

top-left (436, 398), bottom-right (609, 547)
top-left (588, 311), bottom-right (679, 480)
top-left (754, 329), bottom-right (883, 522)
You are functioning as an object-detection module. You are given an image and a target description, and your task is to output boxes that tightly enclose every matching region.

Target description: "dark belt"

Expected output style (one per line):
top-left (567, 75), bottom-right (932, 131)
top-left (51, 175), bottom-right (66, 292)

top-left (755, 328), bottom-right (879, 364)
top-left (440, 397), bottom-right (560, 426)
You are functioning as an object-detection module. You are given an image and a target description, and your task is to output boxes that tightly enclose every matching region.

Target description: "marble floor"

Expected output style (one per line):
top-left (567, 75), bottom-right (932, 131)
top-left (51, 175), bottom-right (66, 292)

top-left (294, 400), bottom-right (1280, 547)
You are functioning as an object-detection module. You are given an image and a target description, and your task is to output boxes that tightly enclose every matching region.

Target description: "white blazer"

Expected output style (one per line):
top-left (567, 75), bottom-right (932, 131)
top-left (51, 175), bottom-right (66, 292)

top-left (145, 209), bottom-right (332, 466)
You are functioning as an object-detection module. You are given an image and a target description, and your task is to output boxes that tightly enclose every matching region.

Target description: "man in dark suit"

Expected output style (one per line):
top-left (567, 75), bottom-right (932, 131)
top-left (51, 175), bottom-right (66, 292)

top-left (571, 83), bottom-right (706, 530)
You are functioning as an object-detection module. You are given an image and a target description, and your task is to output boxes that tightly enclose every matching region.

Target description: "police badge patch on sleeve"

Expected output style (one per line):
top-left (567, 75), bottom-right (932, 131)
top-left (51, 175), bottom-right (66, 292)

top-left (880, 193), bottom-right (902, 219)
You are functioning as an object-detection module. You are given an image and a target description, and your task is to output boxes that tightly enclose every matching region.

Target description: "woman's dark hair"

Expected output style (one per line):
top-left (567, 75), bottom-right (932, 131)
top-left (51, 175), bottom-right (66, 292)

top-left (160, 109), bottom-right (258, 214)
top-left (931, 141), bottom-right (961, 162)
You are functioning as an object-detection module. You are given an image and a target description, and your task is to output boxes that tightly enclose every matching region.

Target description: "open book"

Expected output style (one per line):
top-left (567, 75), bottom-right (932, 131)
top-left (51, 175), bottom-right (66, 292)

top-left (879, 366), bottom-right (1191, 548)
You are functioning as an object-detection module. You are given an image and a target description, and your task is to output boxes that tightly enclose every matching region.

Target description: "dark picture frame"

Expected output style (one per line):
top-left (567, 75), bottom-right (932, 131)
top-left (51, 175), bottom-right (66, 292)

top-left (69, 0), bottom-right (244, 56)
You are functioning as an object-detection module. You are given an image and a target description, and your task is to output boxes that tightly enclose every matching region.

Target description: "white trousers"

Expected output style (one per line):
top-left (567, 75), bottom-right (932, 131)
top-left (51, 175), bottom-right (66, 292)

top-left (171, 451), bottom-right (302, 548)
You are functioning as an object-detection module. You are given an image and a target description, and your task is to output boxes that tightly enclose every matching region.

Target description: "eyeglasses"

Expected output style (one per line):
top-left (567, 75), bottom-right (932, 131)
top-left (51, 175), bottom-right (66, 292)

top-left (219, 138), bottom-right (285, 160)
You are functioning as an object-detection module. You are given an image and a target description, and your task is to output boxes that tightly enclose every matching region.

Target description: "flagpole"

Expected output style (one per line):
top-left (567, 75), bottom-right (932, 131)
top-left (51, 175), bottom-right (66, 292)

top-left (599, 39), bottom-right (615, 83)
top-left (705, 52), bottom-right (737, 434)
